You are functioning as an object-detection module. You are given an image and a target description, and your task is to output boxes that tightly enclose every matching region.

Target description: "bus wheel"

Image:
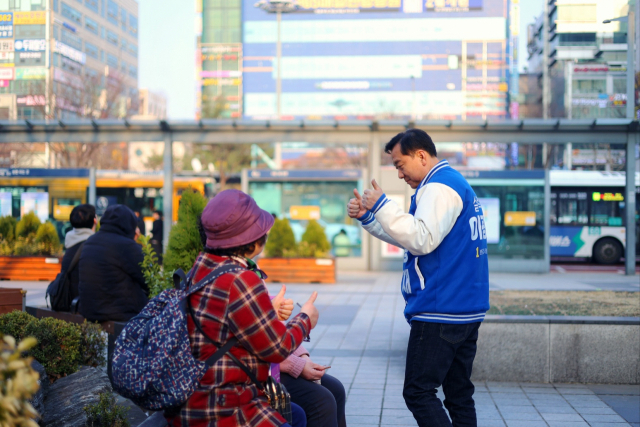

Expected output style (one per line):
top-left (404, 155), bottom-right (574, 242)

top-left (593, 238), bottom-right (623, 265)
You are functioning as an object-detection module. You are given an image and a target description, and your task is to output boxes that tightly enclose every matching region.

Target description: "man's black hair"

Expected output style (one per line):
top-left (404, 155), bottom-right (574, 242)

top-left (153, 210), bottom-right (163, 217)
top-left (70, 204), bottom-right (96, 229)
top-left (384, 129), bottom-right (437, 157)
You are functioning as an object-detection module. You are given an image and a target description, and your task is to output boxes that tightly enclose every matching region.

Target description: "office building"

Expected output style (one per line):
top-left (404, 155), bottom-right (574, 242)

top-left (197, 0), bottom-right (512, 121)
top-left (0, 0), bottom-right (139, 120)
top-left (525, 0), bottom-right (633, 120)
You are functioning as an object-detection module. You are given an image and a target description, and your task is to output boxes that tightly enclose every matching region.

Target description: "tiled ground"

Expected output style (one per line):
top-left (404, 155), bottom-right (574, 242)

top-left (265, 272), bottom-right (640, 427)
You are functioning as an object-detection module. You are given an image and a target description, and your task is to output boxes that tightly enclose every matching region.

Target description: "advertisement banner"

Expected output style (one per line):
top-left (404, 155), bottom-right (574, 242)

top-left (0, 80), bottom-right (9, 87)
top-left (19, 52), bottom-right (42, 60)
top-left (0, 39), bottom-right (13, 52)
top-left (296, 0), bottom-right (401, 11)
top-left (15, 67), bottom-right (46, 80)
top-left (0, 67), bottom-right (14, 80)
top-left (14, 11), bottom-right (46, 25)
top-left (16, 95), bottom-right (46, 106)
top-left (0, 12), bottom-right (12, 39)
top-left (54, 40), bottom-right (86, 64)
top-left (53, 67), bottom-right (83, 89)
top-left (0, 192), bottom-right (11, 217)
top-left (478, 197), bottom-right (500, 244)
top-left (0, 52), bottom-right (14, 61)
top-left (14, 39), bottom-right (46, 52)
top-left (21, 192), bottom-right (49, 222)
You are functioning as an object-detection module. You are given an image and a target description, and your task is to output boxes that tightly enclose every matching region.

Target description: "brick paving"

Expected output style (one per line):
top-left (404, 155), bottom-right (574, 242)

top-left (265, 272), bottom-right (640, 427)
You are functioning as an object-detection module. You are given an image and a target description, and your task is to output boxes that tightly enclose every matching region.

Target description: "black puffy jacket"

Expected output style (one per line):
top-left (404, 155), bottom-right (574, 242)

top-left (78, 205), bottom-right (149, 322)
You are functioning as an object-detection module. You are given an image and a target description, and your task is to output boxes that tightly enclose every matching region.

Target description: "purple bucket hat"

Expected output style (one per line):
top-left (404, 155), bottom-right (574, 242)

top-left (201, 189), bottom-right (274, 249)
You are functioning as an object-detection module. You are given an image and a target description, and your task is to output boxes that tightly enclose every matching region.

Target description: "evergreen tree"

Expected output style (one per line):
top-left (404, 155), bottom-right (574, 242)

top-left (35, 222), bottom-right (62, 255)
top-left (0, 216), bottom-right (17, 242)
top-left (265, 218), bottom-right (296, 258)
top-left (163, 187), bottom-right (208, 274)
top-left (15, 212), bottom-right (41, 238)
top-left (300, 219), bottom-right (331, 257)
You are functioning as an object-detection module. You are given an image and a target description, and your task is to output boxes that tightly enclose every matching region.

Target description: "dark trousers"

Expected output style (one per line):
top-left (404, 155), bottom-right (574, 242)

top-left (280, 373), bottom-right (346, 427)
top-left (403, 321), bottom-right (481, 427)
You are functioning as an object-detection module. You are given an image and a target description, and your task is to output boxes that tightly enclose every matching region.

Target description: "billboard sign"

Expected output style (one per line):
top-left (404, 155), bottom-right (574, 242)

top-left (0, 39), bottom-right (13, 52)
top-left (14, 11), bottom-right (46, 25)
top-left (0, 12), bottom-right (12, 39)
top-left (15, 67), bottom-right (46, 80)
top-left (0, 68), bottom-right (14, 80)
top-left (296, 0), bottom-right (401, 11)
top-left (14, 39), bottom-right (46, 52)
top-left (426, 0), bottom-right (483, 12)
top-left (54, 41), bottom-right (86, 64)
top-left (16, 95), bottom-right (46, 106)
top-left (21, 192), bottom-right (49, 222)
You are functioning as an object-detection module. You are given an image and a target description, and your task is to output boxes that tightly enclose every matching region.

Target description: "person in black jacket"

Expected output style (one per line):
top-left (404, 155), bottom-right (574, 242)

top-left (60, 204), bottom-right (96, 307)
top-left (150, 210), bottom-right (163, 263)
top-left (134, 210), bottom-right (146, 236)
top-left (78, 204), bottom-right (149, 322)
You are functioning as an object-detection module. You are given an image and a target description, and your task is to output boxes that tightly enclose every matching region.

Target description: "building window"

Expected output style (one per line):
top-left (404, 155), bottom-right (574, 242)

top-left (106, 30), bottom-right (118, 46)
top-left (61, 27), bottom-right (83, 50)
top-left (85, 41), bottom-right (99, 59)
top-left (107, 0), bottom-right (118, 26)
top-left (129, 64), bottom-right (137, 79)
top-left (100, 49), bottom-right (104, 62)
top-left (14, 24), bottom-right (46, 39)
top-left (127, 43), bottom-right (137, 58)
top-left (85, 16), bottom-right (99, 34)
top-left (85, 0), bottom-right (99, 13)
top-left (572, 79), bottom-right (606, 95)
top-left (53, 0), bottom-right (59, 13)
top-left (106, 53), bottom-right (118, 68)
top-left (61, 2), bottom-right (82, 24)
top-left (120, 8), bottom-right (127, 31)
top-left (129, 15), bottom-right (138, 37)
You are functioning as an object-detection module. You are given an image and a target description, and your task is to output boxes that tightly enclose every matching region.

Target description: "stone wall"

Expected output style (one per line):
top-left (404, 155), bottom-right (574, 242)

top-left (472, 316), bottom-right (640, 384)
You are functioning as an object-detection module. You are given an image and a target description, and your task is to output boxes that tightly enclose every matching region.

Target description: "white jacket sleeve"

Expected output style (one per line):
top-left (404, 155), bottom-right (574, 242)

top-left (372, 183), bottom-right (463, 256)
top-left (360, 215), bottom-right (405, 249)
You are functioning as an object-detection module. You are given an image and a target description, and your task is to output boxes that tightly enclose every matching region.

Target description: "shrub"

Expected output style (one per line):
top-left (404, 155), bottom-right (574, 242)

top-left (0, 215), bottom-right (17, 242)
top-left (0, 334), bottom-right (40, 427)
top-left (0, 310), bottom-right (36, 342)
top-left (163, 187), bottom-right (208, 275)
top-left (300, 220), bottom-right (331, 258)
top-left (11, 237), bottom-right (39, 256)
top-left (34, 222), bottom-right (62, 256)
top-left (84, 389), bottom-right (130, 427)
top-left (139, 235), bottom-right (171, 298)
top-left (80, 321), bottom-right (107, 368)
top-left (15, 212), bottom-right (41, 239)
top-left (265, 218), bottom-right (296, 258)
top-left (22, 317), bottom-right (82, 379)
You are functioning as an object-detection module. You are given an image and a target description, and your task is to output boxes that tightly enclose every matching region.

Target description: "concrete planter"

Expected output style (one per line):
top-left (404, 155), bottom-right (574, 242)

top-left (0, 287), bottom-right (26, 314)
top-left (472, 316), bottom-right (640, 384)
top-left (0, 256), bottom-right (61, 281)
top-left (258, 258), bottom-right (336, 284)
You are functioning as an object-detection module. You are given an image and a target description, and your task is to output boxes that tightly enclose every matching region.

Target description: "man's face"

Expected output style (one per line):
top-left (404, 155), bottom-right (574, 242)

top-left (390, 144), bottom-right (429, 189)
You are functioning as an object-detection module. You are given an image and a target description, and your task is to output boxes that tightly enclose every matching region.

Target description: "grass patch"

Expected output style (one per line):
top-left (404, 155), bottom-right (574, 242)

top-left (488, 291), bottom-right (640, 317)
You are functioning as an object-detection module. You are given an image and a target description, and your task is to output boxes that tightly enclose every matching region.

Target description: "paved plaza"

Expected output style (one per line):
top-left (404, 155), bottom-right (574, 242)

top-left (2, 270), bottom-right (639, 426)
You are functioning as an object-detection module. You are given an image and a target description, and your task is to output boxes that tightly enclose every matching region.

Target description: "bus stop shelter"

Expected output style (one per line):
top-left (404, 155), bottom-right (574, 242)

top-left (1, 118), bottom-right (638, 275)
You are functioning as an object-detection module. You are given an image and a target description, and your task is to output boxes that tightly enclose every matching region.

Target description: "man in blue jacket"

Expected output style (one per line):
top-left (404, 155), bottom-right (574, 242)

top-left (348, 129), bottom-right (489, 427)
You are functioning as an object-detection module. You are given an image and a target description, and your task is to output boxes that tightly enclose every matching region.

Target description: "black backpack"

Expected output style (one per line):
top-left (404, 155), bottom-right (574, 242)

top-left (46, 242), bottom-right (84, 312)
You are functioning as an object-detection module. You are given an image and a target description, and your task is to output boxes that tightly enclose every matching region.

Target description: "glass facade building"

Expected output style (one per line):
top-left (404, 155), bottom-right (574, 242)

top-left (197, 0), bottom-right (512, 121)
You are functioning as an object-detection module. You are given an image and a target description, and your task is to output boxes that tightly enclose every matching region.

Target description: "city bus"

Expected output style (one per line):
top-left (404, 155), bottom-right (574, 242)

top-left (0, 168), bottom-right (214, 238)
top-left (550, 170), bottom-right (640, 264)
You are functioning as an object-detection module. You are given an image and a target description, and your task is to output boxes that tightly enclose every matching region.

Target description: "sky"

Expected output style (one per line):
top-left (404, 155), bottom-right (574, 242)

top-left (138, 0), bottom-right (545, 120)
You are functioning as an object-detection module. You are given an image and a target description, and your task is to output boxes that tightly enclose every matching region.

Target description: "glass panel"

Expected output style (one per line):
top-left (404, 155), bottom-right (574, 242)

top-left (557, 191), bottom-right (588, 225)
top-left (590, 191), bottom-right (625, 226)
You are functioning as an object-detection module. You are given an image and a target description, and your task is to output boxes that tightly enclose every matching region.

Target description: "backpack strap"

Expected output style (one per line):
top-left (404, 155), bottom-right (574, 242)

top-left (184, 264), bottom-right (244, 296)
top-left (47, 241), bottom-right (85, 306)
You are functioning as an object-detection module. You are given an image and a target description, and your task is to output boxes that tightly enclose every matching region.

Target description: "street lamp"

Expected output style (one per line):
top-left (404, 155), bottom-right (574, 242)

top-left (603, 10), bottom-right (636, 119)
top-left (254, 0), bottom-right (299, 119)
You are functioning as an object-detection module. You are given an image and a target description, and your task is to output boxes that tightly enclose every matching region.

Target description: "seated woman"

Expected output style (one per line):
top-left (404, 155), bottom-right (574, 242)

top-left (279, 347), bottom-right (346, 427)
top-left (166, 189), bottom-right (319, 427)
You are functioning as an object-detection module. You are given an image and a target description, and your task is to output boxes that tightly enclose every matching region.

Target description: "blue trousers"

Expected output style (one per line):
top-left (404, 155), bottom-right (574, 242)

top-left (284, 402), bottom-right (307, 427)
top-left (403, 321), bottom-right (481, 427)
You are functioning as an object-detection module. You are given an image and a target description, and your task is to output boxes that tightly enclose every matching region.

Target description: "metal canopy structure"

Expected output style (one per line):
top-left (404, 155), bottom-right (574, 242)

top-left (1, 118), bottom-right (638, 275)
top-left (0, 118), bottom-right (638, 144)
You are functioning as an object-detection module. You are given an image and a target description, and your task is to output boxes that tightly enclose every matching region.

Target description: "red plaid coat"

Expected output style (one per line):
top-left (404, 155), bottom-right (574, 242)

top-left (166, 253), bottom-right (311, 427)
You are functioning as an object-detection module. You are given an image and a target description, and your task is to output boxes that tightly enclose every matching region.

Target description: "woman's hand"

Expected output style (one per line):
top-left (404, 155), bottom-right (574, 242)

top-left (272, 285), bottom-right (294, 321)
top-left (300, 358), bottom-right (326, 382)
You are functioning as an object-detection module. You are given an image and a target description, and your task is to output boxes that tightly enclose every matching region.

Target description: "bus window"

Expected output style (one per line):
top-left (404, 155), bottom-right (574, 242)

top-left (557, 192), bottom-right (588, 225)
top-left (550, 192), bottom-right (557, 225)
top-left (590, 191), bottom-right (624, 226)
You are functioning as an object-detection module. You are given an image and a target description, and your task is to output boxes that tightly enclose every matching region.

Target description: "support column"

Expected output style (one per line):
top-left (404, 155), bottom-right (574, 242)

top-left (544, 168), bottom-right (551, 273)
top-left (163, 134), bottom-right (174, 251)
top-left (367, 132), bottom-right (381, 271)
top-left (88, 168), bottom-right (96, 206)
top-left (625, 133), bottom-right (637, 276)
